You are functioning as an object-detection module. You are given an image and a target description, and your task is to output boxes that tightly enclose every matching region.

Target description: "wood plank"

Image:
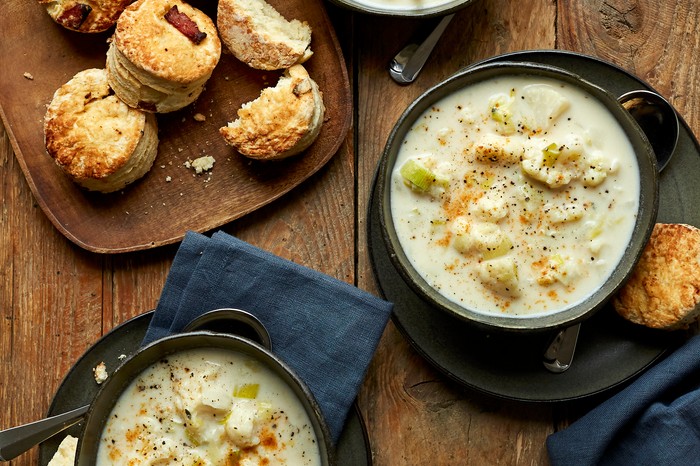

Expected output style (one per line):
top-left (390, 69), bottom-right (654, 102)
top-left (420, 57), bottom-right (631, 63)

top-left (558, 0), bottom-right (700, 129)
top-left (355, 1), bottom-right (557, 464)
top-left (0, 122), bottom-right (104, 465)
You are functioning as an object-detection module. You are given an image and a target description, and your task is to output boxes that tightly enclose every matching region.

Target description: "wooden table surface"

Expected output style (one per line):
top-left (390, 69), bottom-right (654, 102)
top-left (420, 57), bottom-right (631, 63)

top-left (2, 1), bottom-right (699, 464)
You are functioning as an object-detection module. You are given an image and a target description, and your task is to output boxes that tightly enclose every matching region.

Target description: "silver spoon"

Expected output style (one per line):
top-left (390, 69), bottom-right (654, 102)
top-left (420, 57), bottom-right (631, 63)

top-left (389, 13), bottom-right (455, 84)
top-left (543, 89), bottom-right (679, 374)
top-left (0, 405), bottom-right (88, 461)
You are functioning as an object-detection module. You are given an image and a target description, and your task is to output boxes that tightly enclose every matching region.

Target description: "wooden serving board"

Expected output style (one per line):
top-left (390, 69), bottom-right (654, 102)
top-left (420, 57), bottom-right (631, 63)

top-left (0, 0), bottom-right (351, 253)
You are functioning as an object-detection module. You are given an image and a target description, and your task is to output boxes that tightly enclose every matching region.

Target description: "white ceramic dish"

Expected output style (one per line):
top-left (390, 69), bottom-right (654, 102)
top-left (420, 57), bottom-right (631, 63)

top-left (328, 0), bottom-right (473, 17)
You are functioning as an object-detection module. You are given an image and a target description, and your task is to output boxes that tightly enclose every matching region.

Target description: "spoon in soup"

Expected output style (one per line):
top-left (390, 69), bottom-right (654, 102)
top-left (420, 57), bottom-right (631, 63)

top-left (0, 309), bottom-right (272, 461)
top-left (543, 89), bottom-right (679, 373)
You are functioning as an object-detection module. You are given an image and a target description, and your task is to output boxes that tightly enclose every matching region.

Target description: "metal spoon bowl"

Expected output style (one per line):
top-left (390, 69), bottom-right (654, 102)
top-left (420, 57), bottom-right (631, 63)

top-left (619, 89), bottom-right (679, 171)
top-left (389, 13), bottom-right (455, 84)
top-left (543, 89), bottom-right (679, 373)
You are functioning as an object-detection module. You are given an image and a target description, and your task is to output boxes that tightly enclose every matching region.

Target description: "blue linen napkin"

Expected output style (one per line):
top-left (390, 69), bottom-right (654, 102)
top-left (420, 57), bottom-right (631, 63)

top-left (142, 230), bottom-right (393, 442)
top-left (547, 333), bottom-right (700, 465)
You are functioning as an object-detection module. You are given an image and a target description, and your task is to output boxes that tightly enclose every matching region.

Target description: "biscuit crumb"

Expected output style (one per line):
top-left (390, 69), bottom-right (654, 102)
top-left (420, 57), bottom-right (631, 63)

top-left (166, 175), bottom-right (172, 182)
top-left (93, 361), bottom-right (108, 384)
top-left (118, 354), bottom-right (127, 361)
top-left (185, 156), bottom-right (215, 174)
top-left (23, 72), bottom-right (34, 80)
top-left (193, 113), bottom-right (206, 122)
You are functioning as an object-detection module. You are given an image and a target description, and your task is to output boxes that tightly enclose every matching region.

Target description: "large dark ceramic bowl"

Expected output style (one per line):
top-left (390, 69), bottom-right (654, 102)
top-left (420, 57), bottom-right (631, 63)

top-left (327, 0), bottom-right (473, 17)
top-left (378, 61), bottom-right (659, 332)
top-left (74, 309), bottom-right (334, 465)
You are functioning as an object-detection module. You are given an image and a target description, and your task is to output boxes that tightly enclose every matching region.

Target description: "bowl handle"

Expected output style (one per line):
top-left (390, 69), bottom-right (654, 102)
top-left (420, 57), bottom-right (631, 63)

top-left (183, 308), bottom-right (272, 350)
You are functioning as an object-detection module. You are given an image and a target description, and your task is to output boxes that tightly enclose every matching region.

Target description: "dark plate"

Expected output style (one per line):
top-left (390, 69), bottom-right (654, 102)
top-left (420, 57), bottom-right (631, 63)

top-left (39, 312), bottom-right (372, 465)
top-left (367, 50), bottom-right (699, 402)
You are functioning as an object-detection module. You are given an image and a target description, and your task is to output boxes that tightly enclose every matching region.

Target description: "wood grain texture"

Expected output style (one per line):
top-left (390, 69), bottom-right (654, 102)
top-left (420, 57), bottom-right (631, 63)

top-left (1, 1), bottom-right (699, 465)
top-left (354, 1), bottom-right (557, 464)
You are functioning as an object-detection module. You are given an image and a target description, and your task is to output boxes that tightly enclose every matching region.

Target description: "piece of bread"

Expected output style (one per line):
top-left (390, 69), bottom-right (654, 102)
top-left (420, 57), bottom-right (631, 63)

top-left (217, 0), bottom-right (313, 70)
top-left (39, 0), bottom-right (131, 33)
top-left (219, 64), bottom-right (325, 160)
top-left (106, 0), bottom-right (221, 113)
top-left (47, 435), bottom-right (78, 466)
top-left (44, 68), bottom-right (159, 193)
top-left (613, 223), bottom-right (700, 330)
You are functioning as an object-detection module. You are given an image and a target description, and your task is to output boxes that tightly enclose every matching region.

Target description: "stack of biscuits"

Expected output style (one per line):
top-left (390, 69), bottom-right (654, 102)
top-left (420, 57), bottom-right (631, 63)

top-left (106, 0), bottom-right (221, 113)
top-left (42, 0), bottom-right (325, 193)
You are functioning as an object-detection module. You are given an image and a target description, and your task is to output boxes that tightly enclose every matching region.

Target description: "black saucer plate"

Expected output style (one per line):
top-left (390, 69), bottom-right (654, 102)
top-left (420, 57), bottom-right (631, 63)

top-left (39, 312), bottom-right (372, 465)
top-left (368, 50), bottom-right (700, 402)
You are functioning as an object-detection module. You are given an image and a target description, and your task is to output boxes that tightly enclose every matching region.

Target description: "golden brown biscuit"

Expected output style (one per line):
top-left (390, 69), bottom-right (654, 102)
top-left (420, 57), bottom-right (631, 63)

top-left (44, 68), bottom-right (159, 193)
top-left (219, 64), bottom-right (325, 160)
top-left (107, 0), bottom-right (221, 113)
top-left (217, 0), bottom-right (313, 70)
top-left (613, 223), bottom-right (700, 330)
top-left (39, 0), bottom-right (131, 33)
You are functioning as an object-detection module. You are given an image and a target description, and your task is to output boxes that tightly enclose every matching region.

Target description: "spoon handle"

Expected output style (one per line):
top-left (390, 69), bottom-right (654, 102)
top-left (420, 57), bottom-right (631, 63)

top-left (0, 404), bottom-right (89, 461)
top-left (389, 13), bottom-right (455, 84)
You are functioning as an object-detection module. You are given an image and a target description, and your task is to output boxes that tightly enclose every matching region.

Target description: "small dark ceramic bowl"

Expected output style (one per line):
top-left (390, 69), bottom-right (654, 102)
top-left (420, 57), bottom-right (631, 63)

top-left (74, 308), bottom-right (334, 465)
top-left (378, 61), bottom-right (659, 332)
top-left (327, 0), bottom-right (473, 17)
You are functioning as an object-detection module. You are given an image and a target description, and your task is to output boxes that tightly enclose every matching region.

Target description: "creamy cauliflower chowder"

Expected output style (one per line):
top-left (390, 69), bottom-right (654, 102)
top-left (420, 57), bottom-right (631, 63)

top-left (96, 347), bottom-right (321, 465)
top-left (390, 75), bottom-right (640, 316)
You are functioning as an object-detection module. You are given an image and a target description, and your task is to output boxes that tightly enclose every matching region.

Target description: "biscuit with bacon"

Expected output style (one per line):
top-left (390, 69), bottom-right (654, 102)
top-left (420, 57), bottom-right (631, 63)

top-left (39, 0), bottom-right (131, 33)
top-left (106, 0), bottom-right (221, 113)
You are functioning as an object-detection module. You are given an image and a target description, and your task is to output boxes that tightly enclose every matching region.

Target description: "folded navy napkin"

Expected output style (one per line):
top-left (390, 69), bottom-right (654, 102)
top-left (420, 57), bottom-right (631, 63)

top-left (142, 230), bottom-right (393, 442)
top-left (547, 333), bottom-right (700, 466)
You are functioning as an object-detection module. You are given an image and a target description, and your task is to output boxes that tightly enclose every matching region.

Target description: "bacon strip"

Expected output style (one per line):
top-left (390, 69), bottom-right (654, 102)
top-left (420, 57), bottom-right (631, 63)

top-left (164, 5), bottom-right (207, 45)
top-left (57, 3), bottom-right (92, 30)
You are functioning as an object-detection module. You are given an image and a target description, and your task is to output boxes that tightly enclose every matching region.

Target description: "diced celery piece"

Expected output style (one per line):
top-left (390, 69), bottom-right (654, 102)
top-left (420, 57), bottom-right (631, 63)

top-left (233, 383), bottom-right (259, 399)
top-left (400, 159), bottom-right (435, 192)
top-left (489, 93), bottom-right (513, 123)
top-left (399, 158), bottom-right (447, 194)
top-left (482, 236), bottom-right (513, 260)
top-left (542, 142), bottom-right (560, 166)
top-left (550, 254), bottom-right (565, 266)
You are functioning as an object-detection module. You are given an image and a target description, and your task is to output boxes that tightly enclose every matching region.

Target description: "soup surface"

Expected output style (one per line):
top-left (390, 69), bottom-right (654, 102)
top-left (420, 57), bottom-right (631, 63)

top-left (96, 347), bottom-right (321, 465)
top-left (348, 0), bottom-right (456, 12)
top-left (390, 75), bottom-right (640, 316)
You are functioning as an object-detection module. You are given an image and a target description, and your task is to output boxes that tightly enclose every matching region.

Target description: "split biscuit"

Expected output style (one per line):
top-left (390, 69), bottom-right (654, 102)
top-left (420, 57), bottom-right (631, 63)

top-left (613, 223), bottom-right (700, 330)
top-left (44, 68), bottom-right (159, 193)
top-left (39, 0), bottom-right (131, 33)
top-left (220, 64), bottom-right (325, 160)
top-left (217, 0), bottom-right (313, 70)
top-left (106, 0), bottom-right (221, 113)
